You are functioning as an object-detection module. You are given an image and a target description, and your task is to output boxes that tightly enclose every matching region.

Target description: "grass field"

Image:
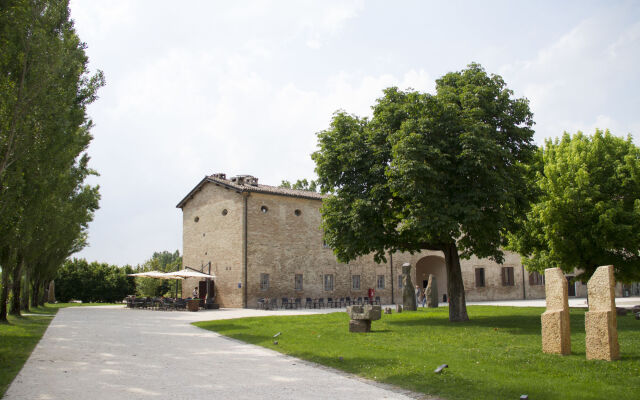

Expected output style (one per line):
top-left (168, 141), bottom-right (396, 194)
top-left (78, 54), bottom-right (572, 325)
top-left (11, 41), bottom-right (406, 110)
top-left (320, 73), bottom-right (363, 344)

top-left (0, 303), bottom-right (120, 397)
top-left (195, 306), bottom-right (640, 400)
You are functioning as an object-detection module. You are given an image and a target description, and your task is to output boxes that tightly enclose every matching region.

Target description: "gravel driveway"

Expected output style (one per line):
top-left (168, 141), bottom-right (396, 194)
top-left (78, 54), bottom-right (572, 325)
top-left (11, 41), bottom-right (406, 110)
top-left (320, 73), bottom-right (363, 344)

top-left (3, 306), bottom-right (427, 400)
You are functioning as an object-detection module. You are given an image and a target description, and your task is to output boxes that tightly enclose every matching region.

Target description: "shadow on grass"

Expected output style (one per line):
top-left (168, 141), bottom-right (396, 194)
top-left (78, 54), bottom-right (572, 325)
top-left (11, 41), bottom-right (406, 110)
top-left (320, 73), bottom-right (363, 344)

top-left (387, 314), bottom-right (542, 335)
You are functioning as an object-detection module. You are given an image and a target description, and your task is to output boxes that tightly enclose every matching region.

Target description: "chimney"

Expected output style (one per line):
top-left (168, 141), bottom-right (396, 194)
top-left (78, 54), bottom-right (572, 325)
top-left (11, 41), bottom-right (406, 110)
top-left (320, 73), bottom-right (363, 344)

top-left (211, 173), bottom-right (226, 180)
top-left (231, 175), bottom-right (258, 186)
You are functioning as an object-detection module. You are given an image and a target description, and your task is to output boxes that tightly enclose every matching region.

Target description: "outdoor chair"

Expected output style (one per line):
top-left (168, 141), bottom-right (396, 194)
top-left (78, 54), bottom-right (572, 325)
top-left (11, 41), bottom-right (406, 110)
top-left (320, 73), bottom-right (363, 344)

top-left (345, 296), bottom-right (352, 306)
top-left (327, 297), bottom-right (334, 308)
top-left (317, 298), bottom-right (325, 308)
top-left (375, 296), bottom-right (381, 305)
top-left (281, 298), bottom-right (290, 309)
top-left (174, 299), bottom-right (187, 311)
top-left (356, 297), bottom-right (363, 305)
top-left (338, 297), bottom-right (345, 307)
top-left (161, 298), bottom-right (174, 311)
top-left (305, 298), bottom-right (313, 309)
top-left (268, 298), bottom-right (278, 310)
top-left (294, 298), bottom-right (302, 309)
top-left (257, 298), bottom-right (265, 309)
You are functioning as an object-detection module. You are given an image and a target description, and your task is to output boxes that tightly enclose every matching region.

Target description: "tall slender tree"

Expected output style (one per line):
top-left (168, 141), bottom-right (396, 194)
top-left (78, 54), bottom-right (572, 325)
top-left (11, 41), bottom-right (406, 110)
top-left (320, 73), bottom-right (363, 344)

top-left (0, 0), bottom-right (103, 320)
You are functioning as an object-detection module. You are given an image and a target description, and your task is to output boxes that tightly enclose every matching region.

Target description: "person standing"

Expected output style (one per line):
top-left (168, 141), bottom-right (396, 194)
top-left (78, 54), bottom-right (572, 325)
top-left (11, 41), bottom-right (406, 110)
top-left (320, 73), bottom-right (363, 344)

top-left (415, 285), bottom-right (421, 305)
top-left (367, 288), bottom-right (375, 304)
top-left (192, 287), bottom-right (198, 298)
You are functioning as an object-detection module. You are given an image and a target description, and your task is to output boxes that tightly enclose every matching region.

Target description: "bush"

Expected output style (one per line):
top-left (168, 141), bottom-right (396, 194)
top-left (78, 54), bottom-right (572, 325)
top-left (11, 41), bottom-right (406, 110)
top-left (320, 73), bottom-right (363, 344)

top-left (56, 259), bottom-right (135, 303)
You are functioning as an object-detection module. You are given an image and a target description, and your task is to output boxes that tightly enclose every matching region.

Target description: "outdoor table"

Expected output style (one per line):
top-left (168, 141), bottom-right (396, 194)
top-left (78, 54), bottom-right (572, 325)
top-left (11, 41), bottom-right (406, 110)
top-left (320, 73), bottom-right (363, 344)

top-left (187, 299), bottom-right (199, 312)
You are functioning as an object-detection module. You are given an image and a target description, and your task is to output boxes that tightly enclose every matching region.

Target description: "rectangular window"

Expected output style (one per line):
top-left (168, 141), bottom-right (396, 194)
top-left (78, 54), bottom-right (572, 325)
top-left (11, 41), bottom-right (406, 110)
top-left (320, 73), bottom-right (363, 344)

top-left (502, 267), bottom-right (515, 286)
top-left (260, 273), bottom-right (269, 290)
top-left (377, 275), bottom-right (385, 289)
top-left (324, 274), bottom-right (334, 291)
top-left (475, 268), bottom-right (485, 288)
top-left (294, 274), bottom-right (303, 291)
top-left (352, 275), bottom-right (360, 290)
top-left (529, 271), bottom-right (544, 286)
top-left (398, 275), bottom-right (403, 289)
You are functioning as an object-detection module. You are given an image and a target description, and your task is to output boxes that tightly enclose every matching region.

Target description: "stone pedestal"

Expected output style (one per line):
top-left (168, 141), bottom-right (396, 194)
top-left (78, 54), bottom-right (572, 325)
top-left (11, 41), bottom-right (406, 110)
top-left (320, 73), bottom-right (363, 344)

top-left (541, 268), bottom-right (571, 355)
top-left (349, 319), bottom-right (371, 332)
top-left (347, 305), bottom-right (381, 333)
top-left (426, 274), bottom-right (438, 308)
top-left (402, 263), bottom-right (417, 311)
top-left (396, 304), bottom-right (403, 313)
top-left (585, 265), bottom-right (619, 361)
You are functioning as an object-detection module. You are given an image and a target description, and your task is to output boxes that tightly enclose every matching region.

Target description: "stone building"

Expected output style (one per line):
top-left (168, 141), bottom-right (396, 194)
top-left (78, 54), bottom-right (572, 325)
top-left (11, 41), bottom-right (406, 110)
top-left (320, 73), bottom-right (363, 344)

top-left (177, 173), bottom-right (552, 308)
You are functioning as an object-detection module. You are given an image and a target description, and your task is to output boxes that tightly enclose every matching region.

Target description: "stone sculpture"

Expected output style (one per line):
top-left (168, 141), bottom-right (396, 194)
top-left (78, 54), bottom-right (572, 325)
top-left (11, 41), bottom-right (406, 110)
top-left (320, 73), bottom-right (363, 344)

top-left (347, 304), bottom-right (382, 332)
top-left (402, 263), bottom-right (417, 311)
top-left (48, 280), bottom-right (56, 303)
top-left (541, 268), bottom-right (571, 355)
top-left (396, 304), bottom-right (403, 313)
top-left (585, 265), bottom-right (620, 361)
top-left (426, 274), bottom-right (439, 308)
top-left (384, 307), bottom-right (392, 314)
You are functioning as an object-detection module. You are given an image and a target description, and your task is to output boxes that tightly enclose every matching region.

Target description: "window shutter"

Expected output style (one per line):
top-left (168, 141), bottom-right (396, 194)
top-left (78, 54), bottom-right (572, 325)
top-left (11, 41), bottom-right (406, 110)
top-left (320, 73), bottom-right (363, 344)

top-left (509, 268), bottom-right (514, 285)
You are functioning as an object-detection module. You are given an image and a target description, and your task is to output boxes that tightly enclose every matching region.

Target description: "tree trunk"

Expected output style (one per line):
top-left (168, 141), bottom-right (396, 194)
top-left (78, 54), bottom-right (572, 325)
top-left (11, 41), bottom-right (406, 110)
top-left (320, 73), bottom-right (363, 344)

top-left (21, 268), bottom-right (29, 312)
top-left (0, 271), bottom-right (9, 322)
top-left (9, 255), bottom-right (23, 316)
top-left (443, 242), bottom-right (469, 322)
top-left (39, 281), bottom-right (47, 306)
top-left (31, 279), bottom-right (39, 309)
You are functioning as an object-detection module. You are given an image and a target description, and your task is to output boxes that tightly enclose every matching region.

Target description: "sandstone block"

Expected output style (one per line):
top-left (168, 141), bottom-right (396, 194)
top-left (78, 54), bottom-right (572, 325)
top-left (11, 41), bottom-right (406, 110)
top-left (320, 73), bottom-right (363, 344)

top-left (402, 263), bottom-right (417, 311)
top-left (347, 305), bottom-right (381, 321)
top-left (349, 319), bottom-right (371, 332)
top-left (541, 310), bottom-right (571, 355)
top-left (48, 280), bottom-right (56, 303)
top-left (585, 265), bottom-right (619, 361)
top-left (541, 268), bottom-right (571, 355)
top-left (426, 274), bottom-right (439, 308)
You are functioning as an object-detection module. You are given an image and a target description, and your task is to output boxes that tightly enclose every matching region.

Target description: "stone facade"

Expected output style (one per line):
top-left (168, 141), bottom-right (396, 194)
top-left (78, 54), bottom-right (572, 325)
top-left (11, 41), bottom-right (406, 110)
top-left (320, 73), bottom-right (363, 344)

top-left (178, 174), bottom-right (555, 308)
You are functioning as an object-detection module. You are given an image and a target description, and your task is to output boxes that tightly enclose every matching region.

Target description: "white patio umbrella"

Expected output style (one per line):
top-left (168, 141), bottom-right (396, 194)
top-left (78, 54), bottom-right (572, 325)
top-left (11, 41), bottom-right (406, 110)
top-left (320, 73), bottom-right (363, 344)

top-left (164, 269), bottom-right (215, 279)
top-left (165, 269), bottom-right (216, 300)
top-left (127, 271), bottom-right (183, 280)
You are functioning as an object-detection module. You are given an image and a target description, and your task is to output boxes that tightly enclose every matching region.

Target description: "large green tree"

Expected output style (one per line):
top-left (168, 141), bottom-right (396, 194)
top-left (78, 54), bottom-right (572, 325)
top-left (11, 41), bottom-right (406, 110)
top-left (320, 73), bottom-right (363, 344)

top-left (0, 0), bottom-right (103, 320)
top-left (313, 63), bottom-right (536, 321)
top-left (509, 130), bottom-right (640, 282)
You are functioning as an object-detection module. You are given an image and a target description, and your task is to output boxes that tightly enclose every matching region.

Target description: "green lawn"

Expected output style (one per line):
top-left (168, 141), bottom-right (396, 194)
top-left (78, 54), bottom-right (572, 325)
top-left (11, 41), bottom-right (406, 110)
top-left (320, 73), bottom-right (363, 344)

top-left (0, 303), bottom-right (121, 397)
top-left (195, 306), bottom-right (640, 400)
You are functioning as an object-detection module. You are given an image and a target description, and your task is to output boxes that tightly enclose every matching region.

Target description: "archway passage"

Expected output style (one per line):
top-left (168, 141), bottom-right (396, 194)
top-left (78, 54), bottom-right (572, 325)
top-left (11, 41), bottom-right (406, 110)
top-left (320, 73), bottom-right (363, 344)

top-left (415, 255), bottom-right (447, 301)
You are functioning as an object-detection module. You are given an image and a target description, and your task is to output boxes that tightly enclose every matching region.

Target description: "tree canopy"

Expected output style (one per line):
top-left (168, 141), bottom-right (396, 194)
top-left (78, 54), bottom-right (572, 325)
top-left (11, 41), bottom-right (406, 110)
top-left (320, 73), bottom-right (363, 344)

top-left (279, 178), bottom-right (319, 192)
top-left (313, 63), bottom-right (536, 321)
top-left (508, 130), bottom-right (640, 282)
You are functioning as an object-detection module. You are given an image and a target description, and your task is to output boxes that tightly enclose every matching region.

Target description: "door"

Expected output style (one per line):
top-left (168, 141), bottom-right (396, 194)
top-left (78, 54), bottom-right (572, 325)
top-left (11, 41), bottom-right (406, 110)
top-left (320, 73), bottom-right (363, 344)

top-left (566, 276), bottom-right (576, 297)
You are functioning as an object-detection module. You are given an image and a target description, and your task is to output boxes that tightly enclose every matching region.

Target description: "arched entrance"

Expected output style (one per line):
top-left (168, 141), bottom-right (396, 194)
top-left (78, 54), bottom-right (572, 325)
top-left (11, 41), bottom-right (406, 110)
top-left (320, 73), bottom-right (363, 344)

top-left (415, 256), bottom-right (447, 301)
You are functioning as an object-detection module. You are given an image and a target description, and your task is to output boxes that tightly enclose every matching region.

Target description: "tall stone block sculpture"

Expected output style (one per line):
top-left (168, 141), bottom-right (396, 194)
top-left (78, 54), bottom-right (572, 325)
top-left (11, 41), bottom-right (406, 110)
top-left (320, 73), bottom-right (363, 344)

top-left (402, 263), bottom-right (417, 311)
top-left (48, 280), bottom-right (56, 303)
top-left (541, 268), bottom-right (571, 355)
top-left (585, 265), bottom-right (619, 361)
top-left (426, 274), bottom-right (439, 308)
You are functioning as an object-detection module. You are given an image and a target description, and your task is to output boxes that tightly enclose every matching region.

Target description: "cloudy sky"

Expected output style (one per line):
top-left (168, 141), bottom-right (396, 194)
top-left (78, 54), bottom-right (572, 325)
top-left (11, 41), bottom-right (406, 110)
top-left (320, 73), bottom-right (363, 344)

top-left (69, 0), bottom-right (640, 266)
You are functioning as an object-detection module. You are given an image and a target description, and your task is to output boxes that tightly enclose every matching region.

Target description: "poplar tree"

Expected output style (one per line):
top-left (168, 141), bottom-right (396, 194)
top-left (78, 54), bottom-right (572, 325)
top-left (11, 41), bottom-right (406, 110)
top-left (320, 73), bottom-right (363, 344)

top-left (0, 0), bottom-right (103, 320)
